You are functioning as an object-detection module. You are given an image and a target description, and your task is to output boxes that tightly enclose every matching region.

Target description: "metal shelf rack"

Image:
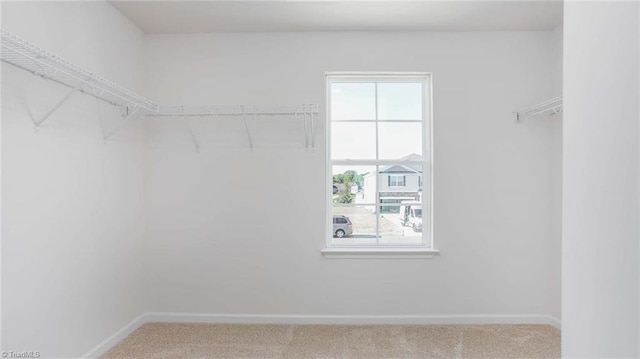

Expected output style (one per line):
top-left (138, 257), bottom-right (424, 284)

top-left (1, 28), bottom-right (318, 148)
top-left (150, 104), bottom-right (318, 117)
top-left (147, 104), bottom-right (319, 150)
top-left (0, 29), bottom-right (159, 131)
top-left (514, 96), bottom-right (563, 122)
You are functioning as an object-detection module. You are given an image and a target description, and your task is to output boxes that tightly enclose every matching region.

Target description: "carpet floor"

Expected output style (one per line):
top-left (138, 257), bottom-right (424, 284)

top-left (101, 323), bottom-right (560, 359)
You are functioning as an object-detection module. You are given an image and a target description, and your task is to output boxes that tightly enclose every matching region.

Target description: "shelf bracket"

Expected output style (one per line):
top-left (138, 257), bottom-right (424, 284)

top-left (33, 86), bottom-right (80, 131)
top-left (308, 105), bottom-right (316, 149)
top-left (298, 109), bottom-right (309, 148)
top-left (104, 105), bottom-right (141, 141)
top-left (241, 106), bottom-right (254, 151)
top-left (95, 98), bottom-right (108, 142)
top-left (514, 97), bottom-right (563, 123)
top-left (185, 116), bottom-right (200, 153)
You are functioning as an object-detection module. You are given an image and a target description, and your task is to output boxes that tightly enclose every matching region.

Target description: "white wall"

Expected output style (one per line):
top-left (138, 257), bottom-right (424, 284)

top-left (548, 24), bottom-right (563, 323)
top-left (143, 32), bottom-right (561, 320)
top-left (1, 2), bottom-right (148, 357)
top-left (563, 2), bottom-right (640, 358)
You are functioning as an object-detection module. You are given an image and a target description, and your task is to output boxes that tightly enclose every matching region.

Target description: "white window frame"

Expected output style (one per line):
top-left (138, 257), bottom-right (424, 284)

top-left (323, 72), bottom-right (437, 258)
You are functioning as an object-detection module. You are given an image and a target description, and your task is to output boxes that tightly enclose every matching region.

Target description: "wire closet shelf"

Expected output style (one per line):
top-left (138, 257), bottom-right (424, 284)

top-left (0, 28), bottom-right (318, 148)
top-left (151, 104), bottom-right (320, 150)
top-left (151, 104), bottom-right (319, 117)
top-left (514, 96), bottom-right (563, 122)
top-left (0, 29), bottom-right (158, 114)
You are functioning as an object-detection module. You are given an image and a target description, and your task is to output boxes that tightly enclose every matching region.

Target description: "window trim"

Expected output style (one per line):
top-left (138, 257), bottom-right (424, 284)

top-left (324, 72), bottom-right (435, 256)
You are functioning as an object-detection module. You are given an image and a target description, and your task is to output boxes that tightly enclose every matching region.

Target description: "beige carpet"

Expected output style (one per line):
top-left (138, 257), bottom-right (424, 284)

top-left (101, 323), bottom-right (560, 359)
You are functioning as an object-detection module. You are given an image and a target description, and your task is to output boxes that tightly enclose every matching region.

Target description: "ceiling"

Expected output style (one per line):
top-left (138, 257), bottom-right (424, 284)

top-left (109, 1), bottom-right (563, 34)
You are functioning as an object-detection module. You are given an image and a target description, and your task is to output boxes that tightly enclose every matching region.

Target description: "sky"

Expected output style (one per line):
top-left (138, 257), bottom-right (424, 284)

top-left (330, 81), bottom-right (425, 174)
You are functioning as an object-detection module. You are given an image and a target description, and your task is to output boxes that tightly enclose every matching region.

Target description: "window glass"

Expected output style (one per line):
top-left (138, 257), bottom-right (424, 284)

top-left (331, 122), bottom-right (376, 160)
top-left (328, 75), bottom-right (430, 248)
top-left (330, 83), bottom-right (376, 121)
top-left (378, 122), bottom-right (422, 160)
top-left (377, 82), bottom-right (423, 120)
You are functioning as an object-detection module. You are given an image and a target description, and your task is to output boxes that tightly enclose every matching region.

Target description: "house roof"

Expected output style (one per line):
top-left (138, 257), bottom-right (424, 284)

top-left (365, 153), bottom-right (423, 175)
top-left (379, 165), bottom-right (422, 174)
top-left (380, 153), bottom-right (422, 174)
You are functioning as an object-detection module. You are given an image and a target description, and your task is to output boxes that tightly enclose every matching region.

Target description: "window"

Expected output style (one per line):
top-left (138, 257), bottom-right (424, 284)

top-left (388, 175), bottom-right (405, 187)
top-left (326, 73), bottom-right (433, 253)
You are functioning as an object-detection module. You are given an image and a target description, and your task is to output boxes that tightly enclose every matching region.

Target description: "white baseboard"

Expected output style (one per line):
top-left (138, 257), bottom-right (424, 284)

top-left (544, 315), bottom-right (562, 329)
top-left (82, 314), bottom-right (148, 359)
top-left (83, 312), bottom-right (561, 358)
top-left (146, 312), bottom-right (561, 329)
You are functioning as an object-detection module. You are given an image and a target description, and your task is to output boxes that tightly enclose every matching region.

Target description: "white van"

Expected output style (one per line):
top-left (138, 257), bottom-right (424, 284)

top-left (399, 201), bottom-right (423, 232)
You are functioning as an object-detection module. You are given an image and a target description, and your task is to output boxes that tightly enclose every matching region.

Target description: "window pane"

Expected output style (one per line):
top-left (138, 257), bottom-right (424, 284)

top-left (332, 165), bottom-right (377, 244)
top-left (333, 205), bottom-right (377, 245)
top-left (377, 82), bottom-right (423, 120)
top-left (378, 122), bottom-right (422, 160)
top-left (379, 203), bottom-right (423, 245)
top-left (371, 164), bottom-right (424, 244)
top-left (379, 179), bottom-right (424, 245)
top-left (331, 122), bottom-right (376, 160)
top-left (330, 83), bottom-right (375, 121)
top-left (332, 165), bottom-right (376, 205)
top-left (377, 163), bottom-right (423, 206)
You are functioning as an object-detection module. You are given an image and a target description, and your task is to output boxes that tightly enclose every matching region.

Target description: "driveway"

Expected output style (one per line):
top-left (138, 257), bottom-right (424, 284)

top-left (333, 205), bottom-right (419, 240)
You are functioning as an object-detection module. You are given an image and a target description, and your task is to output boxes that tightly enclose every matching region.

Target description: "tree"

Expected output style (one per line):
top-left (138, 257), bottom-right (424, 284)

top-left (333, 170), bottom-right (359, 204)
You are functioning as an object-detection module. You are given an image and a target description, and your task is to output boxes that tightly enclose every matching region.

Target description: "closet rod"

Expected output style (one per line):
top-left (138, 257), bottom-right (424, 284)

top-left (146, 105), bottom-right (319, 117)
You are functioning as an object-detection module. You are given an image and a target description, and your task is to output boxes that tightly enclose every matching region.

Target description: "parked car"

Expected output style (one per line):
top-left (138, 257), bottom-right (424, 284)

top-left (332, 215), bottom-right (353, 238)
top-left (399, 200), bottom-right (423, 232)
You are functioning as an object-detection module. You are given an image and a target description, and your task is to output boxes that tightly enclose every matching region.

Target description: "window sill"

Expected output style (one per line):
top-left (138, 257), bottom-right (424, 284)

top-left (321, 247), bottom-right (440, 259)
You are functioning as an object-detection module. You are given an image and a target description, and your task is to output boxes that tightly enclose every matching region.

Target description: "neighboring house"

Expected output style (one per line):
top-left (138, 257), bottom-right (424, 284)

top-left (362, 153), bottom-right (423, 213)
